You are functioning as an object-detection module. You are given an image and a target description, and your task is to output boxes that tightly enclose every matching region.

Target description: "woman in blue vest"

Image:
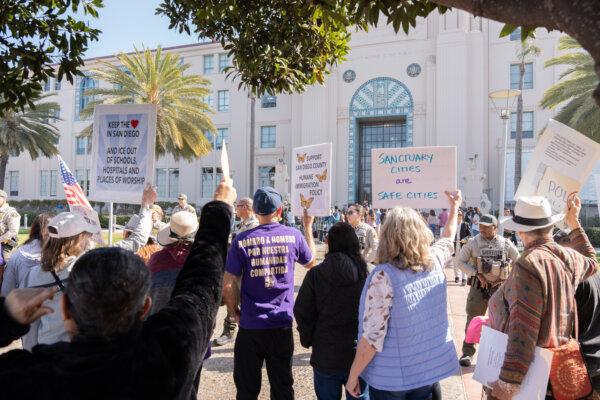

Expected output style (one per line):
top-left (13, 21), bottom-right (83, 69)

top-left (346, 190), bottom-right (462, 400)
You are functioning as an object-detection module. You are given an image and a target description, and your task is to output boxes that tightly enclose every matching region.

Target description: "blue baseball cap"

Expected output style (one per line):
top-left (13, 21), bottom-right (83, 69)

top-left (253, 187), bottom-right (283, 215)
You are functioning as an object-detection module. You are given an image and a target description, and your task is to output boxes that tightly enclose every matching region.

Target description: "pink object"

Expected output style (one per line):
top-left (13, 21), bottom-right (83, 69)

top-left (465, 316), bottom-right (489, 344)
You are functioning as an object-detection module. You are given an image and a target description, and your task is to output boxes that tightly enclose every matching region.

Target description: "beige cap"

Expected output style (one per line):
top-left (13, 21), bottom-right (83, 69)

top-left (47, 212), bottom-right (101, 239)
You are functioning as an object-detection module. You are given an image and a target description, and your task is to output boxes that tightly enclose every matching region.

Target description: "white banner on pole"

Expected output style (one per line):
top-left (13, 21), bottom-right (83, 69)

top-left (515, 120), bottom-right (600, 217)
top-left (291, 143), bottom-right (332, 217)
top-left (474, 326), bottom-right (552, 400)
top-left (371, 146), bottom-right (457, 209)
top-left (90, 104), bottom-right (157, 204)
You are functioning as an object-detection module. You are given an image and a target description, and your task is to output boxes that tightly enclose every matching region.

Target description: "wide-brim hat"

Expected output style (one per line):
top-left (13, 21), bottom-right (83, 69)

top-left (157, 211), bottom-right (199, 246)
top-left (500, 196), bottom-right (564, 232)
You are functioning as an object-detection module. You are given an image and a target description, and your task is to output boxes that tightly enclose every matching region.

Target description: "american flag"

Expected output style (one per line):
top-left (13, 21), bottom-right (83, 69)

top-left (58, 156), bottom-right (92, 210)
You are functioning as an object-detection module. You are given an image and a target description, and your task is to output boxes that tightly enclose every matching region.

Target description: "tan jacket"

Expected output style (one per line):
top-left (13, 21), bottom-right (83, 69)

top-left (0, 204), bottom-right (20, 243)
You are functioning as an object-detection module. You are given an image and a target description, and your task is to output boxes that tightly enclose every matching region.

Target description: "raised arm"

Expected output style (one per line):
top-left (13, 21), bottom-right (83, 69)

top-left (143, 180), bottom-right (235, 373)
top-left (564, 194), bottom-right (598, 279)
top-left (302, 211), bottom-right (317, 269)
top-left (441, 190), bottom-right (462, 240)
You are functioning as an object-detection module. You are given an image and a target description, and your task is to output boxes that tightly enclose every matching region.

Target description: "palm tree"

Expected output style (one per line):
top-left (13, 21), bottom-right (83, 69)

top-left (540, 36), bottom-right (600, 142)
top-left (81, 47), bottom-right (215, 160)
top-left (514, 39), bottom-right (541, 190)
top-left (0, 94), bottom-right (60, 189)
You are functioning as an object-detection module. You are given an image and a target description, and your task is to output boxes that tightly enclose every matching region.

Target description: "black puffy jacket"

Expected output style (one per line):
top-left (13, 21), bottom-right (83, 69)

top-left (294, 252), bottom-right (367, 374)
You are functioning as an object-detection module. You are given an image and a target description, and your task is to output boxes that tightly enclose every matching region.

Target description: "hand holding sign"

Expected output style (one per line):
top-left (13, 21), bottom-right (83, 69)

top-left (141, 183), bottom-right (157, 208)
top-left (565, 192), bottom-right (581, 230)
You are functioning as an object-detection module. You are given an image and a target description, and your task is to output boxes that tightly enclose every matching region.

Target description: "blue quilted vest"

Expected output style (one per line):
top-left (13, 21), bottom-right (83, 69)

top-left (358, 263), bottom-right (458, 391)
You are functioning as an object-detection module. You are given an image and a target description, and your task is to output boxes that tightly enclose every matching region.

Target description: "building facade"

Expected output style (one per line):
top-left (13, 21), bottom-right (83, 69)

top-left (6, 10), bottom-right (581, 210)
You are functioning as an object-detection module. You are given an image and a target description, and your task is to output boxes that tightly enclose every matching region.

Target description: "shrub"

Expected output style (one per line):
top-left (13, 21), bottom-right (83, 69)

top-left (584, 227), bottom-right (600, 247)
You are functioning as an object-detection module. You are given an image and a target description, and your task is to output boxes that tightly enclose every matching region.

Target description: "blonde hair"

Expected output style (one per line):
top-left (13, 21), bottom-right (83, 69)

top-left (376, 207), bottom-right (434, 272)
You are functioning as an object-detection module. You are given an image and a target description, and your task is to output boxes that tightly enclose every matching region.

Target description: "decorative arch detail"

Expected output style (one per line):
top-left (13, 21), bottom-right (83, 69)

top-left (347, 77), bottom-right (414, 203)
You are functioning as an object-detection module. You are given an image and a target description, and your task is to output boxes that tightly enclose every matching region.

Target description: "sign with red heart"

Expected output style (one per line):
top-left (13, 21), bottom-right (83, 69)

top-left (131, 119), bottom-right (139, 128)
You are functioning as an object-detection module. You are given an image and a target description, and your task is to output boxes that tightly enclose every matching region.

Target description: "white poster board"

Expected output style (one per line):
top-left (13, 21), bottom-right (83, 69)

top-left (474, 326), bottom-right (553, 400)
top-left (291, 143), bottom-right (332, 217)
top-left (515, 120), bottom-right (600, 217)
top-left (371, 146), bottom-right (457, 209)
top-left (90, 104), bottom-right (157, 204)
top-left (595, 175), bottom-right (600, 217)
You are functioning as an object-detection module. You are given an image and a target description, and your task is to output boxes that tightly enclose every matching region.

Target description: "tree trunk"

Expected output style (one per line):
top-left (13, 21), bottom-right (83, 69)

top-left (0, 154), bottom-right (9, 191)
top-left (248, 95), bottom-right (256, 195)
top-left (515, 63), bottom-right (524, 194)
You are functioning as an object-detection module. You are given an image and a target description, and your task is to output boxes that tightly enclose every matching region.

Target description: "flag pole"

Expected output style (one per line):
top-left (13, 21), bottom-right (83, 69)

top-left (108, 202), bottom-right (114, 245)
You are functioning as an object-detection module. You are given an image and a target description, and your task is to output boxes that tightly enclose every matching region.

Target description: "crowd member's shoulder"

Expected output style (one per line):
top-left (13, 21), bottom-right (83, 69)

top-left (5, 205), bottom-right (19, 218)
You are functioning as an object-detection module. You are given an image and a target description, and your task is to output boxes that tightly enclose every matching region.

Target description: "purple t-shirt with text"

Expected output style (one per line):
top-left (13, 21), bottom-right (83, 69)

top-left (226, 223), bottom-right (312, 329)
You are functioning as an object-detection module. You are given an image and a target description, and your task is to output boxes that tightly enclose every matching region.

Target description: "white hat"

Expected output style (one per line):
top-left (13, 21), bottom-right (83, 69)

top-left (500, 196), bottom-right (564, 232)
top-left (47, 212), bottom-right (101, 239)
top-left (157, 211), bottom-right (199, 246)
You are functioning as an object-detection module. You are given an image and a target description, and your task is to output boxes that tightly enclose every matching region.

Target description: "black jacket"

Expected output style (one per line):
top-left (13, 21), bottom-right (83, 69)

top-left (0, 201), bottom-right (232, 400)
top-left (294, 252), bottom-right (367, 374)
top-left (576, 272), bottom-right (600, 379)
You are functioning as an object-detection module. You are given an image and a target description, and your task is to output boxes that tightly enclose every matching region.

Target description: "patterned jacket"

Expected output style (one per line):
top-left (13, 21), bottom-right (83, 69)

top-left (488, 228), bottom-right (599, 385)
top-left (0, 204), bottom-right (20, 244)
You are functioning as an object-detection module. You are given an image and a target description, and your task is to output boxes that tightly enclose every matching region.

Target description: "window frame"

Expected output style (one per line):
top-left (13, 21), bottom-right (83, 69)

top-left (217, 90), bottom-right (229, 112)
top-left (510, 62), bottom-right (534, 90)
top-left (203, 54), bottom-right (214, 74)
top-left (260, 125), bottom-right (276, 149)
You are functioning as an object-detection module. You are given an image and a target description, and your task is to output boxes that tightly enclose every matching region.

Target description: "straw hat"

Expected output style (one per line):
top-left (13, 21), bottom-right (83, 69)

top-left (500, 196), bottom-right (564, 232)
top-left (157, 211), bottom-right (199, 246)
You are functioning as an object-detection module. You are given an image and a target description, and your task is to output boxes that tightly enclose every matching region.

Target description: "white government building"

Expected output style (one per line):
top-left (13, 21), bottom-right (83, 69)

top-left (6, 10), bottom-right (596, 211)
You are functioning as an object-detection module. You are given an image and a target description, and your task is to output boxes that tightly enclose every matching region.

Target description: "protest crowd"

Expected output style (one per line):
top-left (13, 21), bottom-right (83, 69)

top-left (0, 171), bottom-right (597, 400)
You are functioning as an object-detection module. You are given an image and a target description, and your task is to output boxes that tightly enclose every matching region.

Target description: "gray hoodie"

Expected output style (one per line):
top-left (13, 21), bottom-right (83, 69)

top-left (0, 240), bottom-right (43, 297)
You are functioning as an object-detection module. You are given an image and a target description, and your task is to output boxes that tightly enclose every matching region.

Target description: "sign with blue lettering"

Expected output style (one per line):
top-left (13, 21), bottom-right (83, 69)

top-left (371, 146), bottom-right (456, 208)
top-left (90, 104), bottom-right (157, 203)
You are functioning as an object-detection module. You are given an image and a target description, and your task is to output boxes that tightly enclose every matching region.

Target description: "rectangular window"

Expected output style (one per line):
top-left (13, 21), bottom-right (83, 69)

top-left (168, 168), bottom-right (179, 199)
top-left (54, 79), bottom-right (61, 91)
top-left (510, 63), bottom-right (533, 90)
top-left (510, 27), bottom-right (521, 41)
top-left (260, 126), bottom-right (276, 148)
top-left (76, 137), bottom-right (91, 155)
top-left (261, 94), bottom-right (277, 108)
top-left (217, 90), bottom-right (229, 111)
top-left (75, 169), bottom-right (90, 196)
top-left (49, 170), bottom-right (58, 197)
top-left (218, 53), bottom-right (229, 72)
top-left (155, 168), bottom-right (167, 198)
top-left (203, 55), bottom-right (214, 74)
top-left (43, 80), bottom-right (51, 92)
top-left (8, 171), bottom-right (18, 197)
top-left (215, 128), bottom-right (230, 150)
top-left (40, 170), bottom-right (49, 197)
top-left (258, 166), bottom-right (275, 188)
top-left (201, 167), bottom-right (223, 198)
top-left (75, 76), bottom-right (97, 121)
top-left (203, 94), bottom-right (213, 108)
top-left (510, 111), bottom-right (534, 139)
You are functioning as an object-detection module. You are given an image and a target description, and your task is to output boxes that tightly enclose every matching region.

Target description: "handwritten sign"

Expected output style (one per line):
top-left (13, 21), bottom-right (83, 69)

top-left (90, 104), bottom-right (157, 204)
top-left (291, 143), bottom-right (332, 217)
top-left (516, 120), bottom-right (600, 217)
top-left (474, 326), bottom-right (552, 400)
top-left (371, 146), bottom-right (456, 209)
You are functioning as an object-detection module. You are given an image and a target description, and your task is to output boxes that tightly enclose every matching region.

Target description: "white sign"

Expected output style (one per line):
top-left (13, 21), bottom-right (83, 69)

top-left (515, 120), bottom-right (600, 217)
top-left (371, 146), bottom-right (457, 209)
top-left (90, 104), bottom-right (157, 204)
top-left (474, 326), bottom-right (553, 400)
top-left (221, 142), bottom-right (231, 184)
top-left (595, 175), bottom-right (600, 217)
top-left (291, 143), bottom-right (332, 217)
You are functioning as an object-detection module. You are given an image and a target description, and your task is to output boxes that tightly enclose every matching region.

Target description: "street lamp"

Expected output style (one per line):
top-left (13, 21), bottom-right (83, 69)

top-left (489, 89), bottom-right (521, 235)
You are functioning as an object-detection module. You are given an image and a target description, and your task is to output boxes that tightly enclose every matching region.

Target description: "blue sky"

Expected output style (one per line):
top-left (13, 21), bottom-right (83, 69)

top-left (84, 0), bottom-right (195, 59)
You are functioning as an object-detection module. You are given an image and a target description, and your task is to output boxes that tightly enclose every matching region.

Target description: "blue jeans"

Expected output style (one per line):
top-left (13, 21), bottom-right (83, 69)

top-left (369, 384), bottom-right (433, 400)
top-left (313, 369), bottom-right (369, 400)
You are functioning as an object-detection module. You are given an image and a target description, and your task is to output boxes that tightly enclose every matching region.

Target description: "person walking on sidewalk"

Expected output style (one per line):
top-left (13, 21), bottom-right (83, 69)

top-left (223, 187), bottom-right (316, 400)
top-left (452, 209), bottom-right (471, 286)
top-left (456, 214), bottom-right (519, 367)
top-left (294, 222), bottom-right (369, 400)
top-left (214, 197), bottom-right (259, 347)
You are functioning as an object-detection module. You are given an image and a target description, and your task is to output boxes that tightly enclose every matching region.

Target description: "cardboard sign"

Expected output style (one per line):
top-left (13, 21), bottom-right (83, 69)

top-left (474, 326), bottom-right (553, 400)
top-left (90, 104), bottom-right (157, 204)
top-left (291, 143), bottom-right (332, 217)
top-left (515, 120), bottom-right (600, 216)
top-left (371, 146), bottom-right (457, 209)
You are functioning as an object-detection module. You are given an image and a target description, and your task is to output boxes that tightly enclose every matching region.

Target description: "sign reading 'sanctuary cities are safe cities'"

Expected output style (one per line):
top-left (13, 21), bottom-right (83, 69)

top-left (90, 104), bottom-right (157, 204)
top-left (371, 146), bottom-right (457, 209)
top-left (291, 143), bottom-right (332, 217)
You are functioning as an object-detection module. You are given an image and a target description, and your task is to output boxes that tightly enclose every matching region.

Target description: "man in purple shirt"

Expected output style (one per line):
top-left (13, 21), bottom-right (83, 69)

top-left (223, 187), bottom-right (316, 400)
